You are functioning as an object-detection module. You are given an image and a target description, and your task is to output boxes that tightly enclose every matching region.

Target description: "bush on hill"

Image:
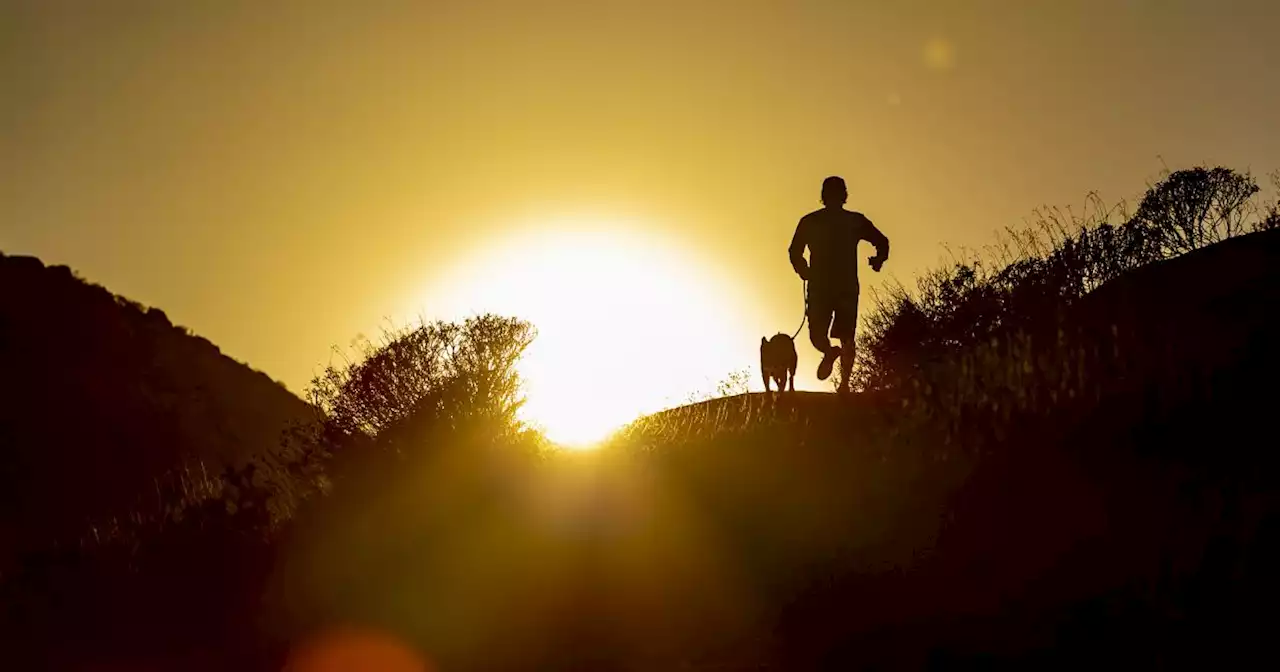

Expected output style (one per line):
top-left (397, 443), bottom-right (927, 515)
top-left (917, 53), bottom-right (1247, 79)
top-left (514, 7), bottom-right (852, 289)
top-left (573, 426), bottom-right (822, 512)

top-left (854, 166), bottom-right (1271, 394)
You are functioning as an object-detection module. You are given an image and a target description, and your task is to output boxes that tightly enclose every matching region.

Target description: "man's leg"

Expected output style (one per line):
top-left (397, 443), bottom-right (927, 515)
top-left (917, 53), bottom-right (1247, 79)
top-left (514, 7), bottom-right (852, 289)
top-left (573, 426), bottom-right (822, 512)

top-left (808, 298), bottom-right (841, 381)
top-left (838, 338), bottom-right (855, 394)
top-left (832, 293), bottom-right (859, 394)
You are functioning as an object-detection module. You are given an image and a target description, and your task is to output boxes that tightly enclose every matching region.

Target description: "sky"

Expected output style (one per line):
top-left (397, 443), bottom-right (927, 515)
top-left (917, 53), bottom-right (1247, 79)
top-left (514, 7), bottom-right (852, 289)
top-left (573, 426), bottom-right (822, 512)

top-left (4, 1), bottom-right (1279, 439)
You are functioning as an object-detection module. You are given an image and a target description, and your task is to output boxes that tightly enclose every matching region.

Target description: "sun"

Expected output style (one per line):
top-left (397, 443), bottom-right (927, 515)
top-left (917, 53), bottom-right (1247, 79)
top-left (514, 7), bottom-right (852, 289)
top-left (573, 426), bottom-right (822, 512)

top-left (414, 219), bottom-right (754, 449)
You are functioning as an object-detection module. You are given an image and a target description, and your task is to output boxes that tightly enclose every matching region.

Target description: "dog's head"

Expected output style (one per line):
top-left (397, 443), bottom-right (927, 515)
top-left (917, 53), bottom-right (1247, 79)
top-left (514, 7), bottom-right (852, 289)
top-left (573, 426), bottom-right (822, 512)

top-left (760, 333), bottom-right (797, 371)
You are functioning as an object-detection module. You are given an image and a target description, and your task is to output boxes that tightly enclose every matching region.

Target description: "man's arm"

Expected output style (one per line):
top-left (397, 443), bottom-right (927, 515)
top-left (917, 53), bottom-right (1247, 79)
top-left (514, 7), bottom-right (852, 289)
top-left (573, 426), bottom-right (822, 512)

top-left (788, 218), bottom-right (810, 280)
top-left (863, 217), bottom-right (889, 272)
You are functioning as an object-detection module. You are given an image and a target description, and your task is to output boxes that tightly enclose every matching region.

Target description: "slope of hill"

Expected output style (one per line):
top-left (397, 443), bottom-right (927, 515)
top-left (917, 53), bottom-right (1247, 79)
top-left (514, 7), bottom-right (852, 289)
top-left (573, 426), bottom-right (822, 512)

top-left (600, 228), bottom-right (1280, 667)
top-left (628, 390), bottom-right (841, 433)
top-left (5, 230), bottom-right (1279, 670)
top-left (1075, 226), bottom-right (1280, 414)
top-left (0, 252), bottom-right (315, 554)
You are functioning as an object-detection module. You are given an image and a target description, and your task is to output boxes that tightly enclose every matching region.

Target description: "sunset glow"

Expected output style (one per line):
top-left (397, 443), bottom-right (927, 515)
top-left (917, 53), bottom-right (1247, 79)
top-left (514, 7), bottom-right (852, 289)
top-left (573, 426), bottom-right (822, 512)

top-left (416, 221), bottom-right (755, 448)
top-left (8, 2), bottom-right (1277, 397)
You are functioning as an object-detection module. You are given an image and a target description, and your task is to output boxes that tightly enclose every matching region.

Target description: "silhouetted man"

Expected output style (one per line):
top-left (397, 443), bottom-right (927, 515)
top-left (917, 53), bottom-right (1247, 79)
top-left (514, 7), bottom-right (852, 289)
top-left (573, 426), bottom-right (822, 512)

top-left (789, 176), bottom-right (889, 392)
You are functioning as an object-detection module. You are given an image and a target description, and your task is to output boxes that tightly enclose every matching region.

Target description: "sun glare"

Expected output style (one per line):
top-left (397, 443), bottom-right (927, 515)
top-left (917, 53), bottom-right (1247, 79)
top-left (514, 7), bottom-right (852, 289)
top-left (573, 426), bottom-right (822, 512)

top-left (415, 220), bottom-right (754, 449)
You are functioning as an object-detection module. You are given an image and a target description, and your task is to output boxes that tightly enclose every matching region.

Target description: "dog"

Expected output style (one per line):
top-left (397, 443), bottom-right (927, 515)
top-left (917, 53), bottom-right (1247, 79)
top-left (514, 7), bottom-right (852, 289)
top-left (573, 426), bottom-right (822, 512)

top-left (760, 333), bottom-right (798, 394)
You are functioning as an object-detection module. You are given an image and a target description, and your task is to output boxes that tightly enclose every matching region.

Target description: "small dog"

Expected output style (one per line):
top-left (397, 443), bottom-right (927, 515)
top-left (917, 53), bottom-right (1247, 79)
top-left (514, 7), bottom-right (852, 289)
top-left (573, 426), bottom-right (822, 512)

top-left (760, 333), bottom-right (798, 394)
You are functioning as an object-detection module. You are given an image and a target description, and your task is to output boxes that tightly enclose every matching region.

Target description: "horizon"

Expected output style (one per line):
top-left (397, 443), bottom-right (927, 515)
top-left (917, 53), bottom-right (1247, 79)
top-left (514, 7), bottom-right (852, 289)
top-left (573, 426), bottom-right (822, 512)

top-left (5, 0), bottom-right (1280, 441)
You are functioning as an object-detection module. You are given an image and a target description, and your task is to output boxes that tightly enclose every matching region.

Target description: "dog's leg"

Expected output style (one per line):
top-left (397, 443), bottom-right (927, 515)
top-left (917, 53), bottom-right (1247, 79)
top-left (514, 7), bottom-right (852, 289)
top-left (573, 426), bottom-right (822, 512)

top-left (762, 368), bottom-right (771, 395)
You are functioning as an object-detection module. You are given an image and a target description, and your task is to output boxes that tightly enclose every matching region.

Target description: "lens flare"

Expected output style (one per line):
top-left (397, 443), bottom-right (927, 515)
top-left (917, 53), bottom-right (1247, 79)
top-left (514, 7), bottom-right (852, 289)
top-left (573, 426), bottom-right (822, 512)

top-left (284, 626), bottom-right (432, 672)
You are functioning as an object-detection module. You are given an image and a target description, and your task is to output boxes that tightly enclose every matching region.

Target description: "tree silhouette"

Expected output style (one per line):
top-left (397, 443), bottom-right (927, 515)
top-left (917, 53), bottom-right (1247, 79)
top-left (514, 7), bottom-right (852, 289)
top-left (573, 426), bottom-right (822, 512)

top-left (1131, 166), bottom-right (1259, 256)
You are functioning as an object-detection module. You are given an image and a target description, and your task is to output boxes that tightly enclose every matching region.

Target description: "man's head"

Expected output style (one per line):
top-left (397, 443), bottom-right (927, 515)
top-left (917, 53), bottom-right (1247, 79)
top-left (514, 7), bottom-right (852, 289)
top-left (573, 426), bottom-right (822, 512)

top-left (821, 176), bottom-right (847, 207)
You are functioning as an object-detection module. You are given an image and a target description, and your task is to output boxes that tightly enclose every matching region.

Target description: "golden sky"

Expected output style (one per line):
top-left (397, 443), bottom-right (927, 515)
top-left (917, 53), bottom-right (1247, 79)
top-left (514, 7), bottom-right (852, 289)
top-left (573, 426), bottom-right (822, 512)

top-left (4, 1), bottom-right (1279, 432)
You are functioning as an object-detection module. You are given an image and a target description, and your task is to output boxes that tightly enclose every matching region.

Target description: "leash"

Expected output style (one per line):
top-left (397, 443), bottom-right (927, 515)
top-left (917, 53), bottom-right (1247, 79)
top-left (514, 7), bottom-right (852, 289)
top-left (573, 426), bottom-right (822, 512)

top-left (789, 279), bottom-right (808, 340)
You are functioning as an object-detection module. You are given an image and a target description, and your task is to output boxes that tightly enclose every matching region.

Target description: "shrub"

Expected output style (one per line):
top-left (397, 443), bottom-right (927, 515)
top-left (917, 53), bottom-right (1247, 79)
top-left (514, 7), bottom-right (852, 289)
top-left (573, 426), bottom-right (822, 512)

top-left (308, 314), bottom-right (535, 442)
top-left (855, 166), bottom-right (1267, 392)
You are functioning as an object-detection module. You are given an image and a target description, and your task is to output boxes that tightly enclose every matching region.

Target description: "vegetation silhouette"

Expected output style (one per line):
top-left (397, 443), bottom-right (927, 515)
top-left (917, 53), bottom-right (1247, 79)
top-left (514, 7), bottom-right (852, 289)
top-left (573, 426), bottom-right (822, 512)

top-left (2, 165), bottom-right (1280, 670)
top-left (854, 166), bottom-right (1277, 394)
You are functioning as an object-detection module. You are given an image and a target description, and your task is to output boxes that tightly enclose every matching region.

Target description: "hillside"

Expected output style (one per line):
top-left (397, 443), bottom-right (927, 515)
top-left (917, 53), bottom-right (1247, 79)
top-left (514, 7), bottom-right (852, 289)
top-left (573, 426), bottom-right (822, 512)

top-left (265, 228), bottom-right (1280, 669)
top-left (630, 390), bottom-right (842, 431)
top-left (598, 228), bottom-right (1280, 667)
top-left (1076, 226), bottom-right (1280, 405)
top-left (0, 252), bottom-right (315, 555)
top-left (4, 229), bottom-right (1280, 670)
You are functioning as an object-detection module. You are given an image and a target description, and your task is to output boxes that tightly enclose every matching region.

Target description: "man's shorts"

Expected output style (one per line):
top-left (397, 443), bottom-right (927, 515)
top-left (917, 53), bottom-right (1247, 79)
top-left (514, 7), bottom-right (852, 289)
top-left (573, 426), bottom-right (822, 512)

top-left (808, 288), bottom-right (859, 341)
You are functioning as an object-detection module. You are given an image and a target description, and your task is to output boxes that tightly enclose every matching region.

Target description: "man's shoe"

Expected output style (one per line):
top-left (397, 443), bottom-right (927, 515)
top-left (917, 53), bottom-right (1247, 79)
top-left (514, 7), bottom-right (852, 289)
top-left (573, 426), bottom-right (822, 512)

top-left (816, 347), bottom-right (840, 381)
